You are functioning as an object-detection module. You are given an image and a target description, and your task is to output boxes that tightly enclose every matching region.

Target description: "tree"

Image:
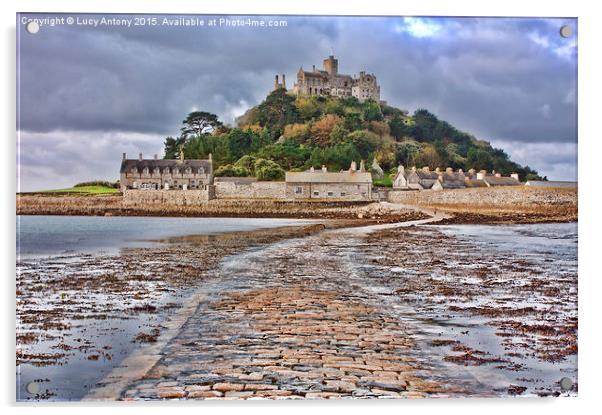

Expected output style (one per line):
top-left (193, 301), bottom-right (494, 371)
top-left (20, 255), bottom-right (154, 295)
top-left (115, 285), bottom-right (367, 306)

top-left (255, 88), bottom-right (299, 133)
top-left (389, 115), bottom-right (410, 140)
top-left (310, 114), bottom-right (341, 147)
top-left (181, 111), bottom-right (223, 138)
top-left (254, 158), bottom-right (285, 181)
top-left (466, 148), bottom-right (494, 171)
top-left (362, 100), bottom-right (383, 122)
top-left (163, 136), bottom-right (185, 159)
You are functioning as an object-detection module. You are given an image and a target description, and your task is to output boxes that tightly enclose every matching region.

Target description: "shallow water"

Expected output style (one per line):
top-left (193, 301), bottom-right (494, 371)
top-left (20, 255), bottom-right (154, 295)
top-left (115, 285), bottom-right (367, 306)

top-left (17, 215), bottom-right (318, 258)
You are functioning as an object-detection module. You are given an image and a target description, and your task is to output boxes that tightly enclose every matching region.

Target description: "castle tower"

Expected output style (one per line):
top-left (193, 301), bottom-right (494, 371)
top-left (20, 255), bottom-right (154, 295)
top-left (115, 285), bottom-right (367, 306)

top-left (274, 74), bottom-right (279, 90)
top-left (282, 74), bottom-right (286, 89)
top-left (323, 55), bottom-right (338, 76)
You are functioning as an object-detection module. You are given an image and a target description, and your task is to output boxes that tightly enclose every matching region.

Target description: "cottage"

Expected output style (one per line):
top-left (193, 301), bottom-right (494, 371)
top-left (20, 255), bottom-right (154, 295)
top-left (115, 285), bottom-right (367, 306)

top-left (119, 152), bottom-right (213, 191)
top-left (285, 161), bottom-right (372, 201)
top-left (393, 165), bottom-right (521, 190)
top-left (432, 168), bottom-right (467, 190)
top-left (403, 167), bottom-right (440, 190)
top-left (474, 170), bottom-right (521, 187)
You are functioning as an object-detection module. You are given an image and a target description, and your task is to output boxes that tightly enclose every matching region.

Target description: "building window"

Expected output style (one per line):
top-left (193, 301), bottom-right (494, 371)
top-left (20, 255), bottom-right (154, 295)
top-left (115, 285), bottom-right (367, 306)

top-left (341, 192), bottom-right (346, 196)
top-left (313, 191), bottom-right (319, 196)
top-left (295, 186), bottom-right (303, 194)
top-left (327, 192), bottom-right (333, 197)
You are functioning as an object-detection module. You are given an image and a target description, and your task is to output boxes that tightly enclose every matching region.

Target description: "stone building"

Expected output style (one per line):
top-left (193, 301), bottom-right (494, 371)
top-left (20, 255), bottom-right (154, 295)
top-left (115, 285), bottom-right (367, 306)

top-left (286, 55), bottom-right (380, 102)
top-left (119, 152), bottom-right (213, 192)
top-left (285, 161), bottom-right (372, 200)
top-left (393, 165), bottom-right (521, 191)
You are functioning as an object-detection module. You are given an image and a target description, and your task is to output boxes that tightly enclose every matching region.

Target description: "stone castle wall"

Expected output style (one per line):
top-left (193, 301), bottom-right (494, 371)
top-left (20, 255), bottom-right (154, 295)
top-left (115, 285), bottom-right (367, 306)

top-left (123, 188), bottom-right (214, 206)
top-left (214, 181), bottom-right (287, 199)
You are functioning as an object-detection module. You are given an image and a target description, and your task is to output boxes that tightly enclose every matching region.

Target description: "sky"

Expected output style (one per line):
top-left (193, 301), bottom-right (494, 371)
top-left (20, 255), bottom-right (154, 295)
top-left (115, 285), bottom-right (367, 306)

top-left (17, 14), bottom-right (577, 191)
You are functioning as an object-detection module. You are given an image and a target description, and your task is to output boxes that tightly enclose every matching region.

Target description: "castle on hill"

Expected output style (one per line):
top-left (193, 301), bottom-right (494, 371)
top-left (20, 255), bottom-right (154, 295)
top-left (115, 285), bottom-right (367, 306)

top-left (273, 55), bottom-right (381, 103)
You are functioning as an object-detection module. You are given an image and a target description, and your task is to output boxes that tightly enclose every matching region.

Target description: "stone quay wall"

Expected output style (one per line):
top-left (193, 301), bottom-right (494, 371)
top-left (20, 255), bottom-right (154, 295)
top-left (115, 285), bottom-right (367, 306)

top-left (123, 188), bottom-right (214, 206)
top-left (214, 181), bottom-right (287, 200)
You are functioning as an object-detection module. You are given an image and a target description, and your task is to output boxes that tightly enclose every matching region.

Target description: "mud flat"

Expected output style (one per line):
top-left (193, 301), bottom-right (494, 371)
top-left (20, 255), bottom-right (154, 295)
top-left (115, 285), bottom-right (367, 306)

top-left (16, 194), bottom-right (425, 222)
top-left (389, 186), bottom-right (577, 224)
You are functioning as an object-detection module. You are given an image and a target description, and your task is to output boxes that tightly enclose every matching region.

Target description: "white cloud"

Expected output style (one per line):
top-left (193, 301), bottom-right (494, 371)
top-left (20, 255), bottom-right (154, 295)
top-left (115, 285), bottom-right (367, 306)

top-left (401, 17), bottom-right (443, 38)
top-left (540, 104), bottom-right (551, 118)
top-left (17, 130), bottom-right (164, 192)
top-left (528, 31), bottom-right (550, 48)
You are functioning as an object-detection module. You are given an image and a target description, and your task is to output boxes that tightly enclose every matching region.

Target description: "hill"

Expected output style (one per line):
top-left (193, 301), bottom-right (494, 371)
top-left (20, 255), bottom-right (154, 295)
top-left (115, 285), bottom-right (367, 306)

top-left (164, 89), bottom-right (542, 181)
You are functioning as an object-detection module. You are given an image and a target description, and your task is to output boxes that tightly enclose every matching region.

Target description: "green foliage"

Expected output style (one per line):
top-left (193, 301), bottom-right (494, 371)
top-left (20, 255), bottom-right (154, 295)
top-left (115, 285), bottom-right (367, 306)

top-left (373, 173), bottom-right (393, 188)
top-left (256, 140), bottom-right (312, 170)
top-left (362, 99), bottom-right (383, 122)
top-left (181, 111), bottom-right (223, 138)
top-left (214, 164), bottom-right (251, 177)
top-left (42, 185), bottom-right (119, 194)
top-left (254, 158), bottom-right (285, 181)
top-left (162, 92), bottom-right (541, 181)
top-left (309, 143), bottom-right (362, 172)
top-left (254, 88), bottom-right (299, 134)
top-left (345, 130), bottom-right (379, 159)
top-left (74, 180), bottom-right (119, 189)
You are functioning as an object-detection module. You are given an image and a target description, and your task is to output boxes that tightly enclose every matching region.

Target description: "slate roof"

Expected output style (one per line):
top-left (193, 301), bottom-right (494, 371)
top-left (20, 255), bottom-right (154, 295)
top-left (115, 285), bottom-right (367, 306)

top-left (483, 176), bottom-right (520, 186)
top-left (120, 159), bottom-right (212, 174)
top-left (285, 170), bottom-right (372, 184)
top-left (413, 170), bottom-right (439, 180)
top-left (465, 179), bottom-right (488, 188)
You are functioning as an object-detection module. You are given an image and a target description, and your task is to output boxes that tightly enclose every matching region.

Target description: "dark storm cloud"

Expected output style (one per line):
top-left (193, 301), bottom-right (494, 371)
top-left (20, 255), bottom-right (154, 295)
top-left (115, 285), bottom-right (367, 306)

top-left (16, 14), bottom-right (577, 190)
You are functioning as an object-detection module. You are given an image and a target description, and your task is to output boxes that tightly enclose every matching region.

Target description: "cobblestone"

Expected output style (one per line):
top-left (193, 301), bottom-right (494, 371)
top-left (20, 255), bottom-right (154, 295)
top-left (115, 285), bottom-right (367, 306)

top-left (119, 231), bottom-right (453, 400)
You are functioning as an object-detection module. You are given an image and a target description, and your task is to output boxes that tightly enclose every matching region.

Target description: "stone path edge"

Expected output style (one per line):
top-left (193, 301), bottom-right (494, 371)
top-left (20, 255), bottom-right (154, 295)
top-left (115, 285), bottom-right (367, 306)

top-left (84, 289), bottom-right (208, 401)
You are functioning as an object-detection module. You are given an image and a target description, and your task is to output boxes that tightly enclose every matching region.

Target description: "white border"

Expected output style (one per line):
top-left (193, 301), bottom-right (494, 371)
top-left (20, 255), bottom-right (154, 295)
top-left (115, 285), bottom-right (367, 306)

top-left (3, 1), bottom-right (600, 414)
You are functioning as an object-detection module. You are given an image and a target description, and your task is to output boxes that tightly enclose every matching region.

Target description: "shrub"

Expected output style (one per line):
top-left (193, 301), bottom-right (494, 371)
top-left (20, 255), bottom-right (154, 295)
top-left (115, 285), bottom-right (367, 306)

top-left (214, 164), bottom-right (250, 177)
top-left (254, 158), bottom-right (285, 181)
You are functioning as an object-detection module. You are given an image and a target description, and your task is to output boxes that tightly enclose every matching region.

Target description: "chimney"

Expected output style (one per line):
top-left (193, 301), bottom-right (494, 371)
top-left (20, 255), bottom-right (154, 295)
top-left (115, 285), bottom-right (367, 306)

top-left (154, 154), bottom-right (158, 160)
top-left (310, 166), bottom-right (315, 173)
top-left (422, 166), bottom-right (430, 172)
top-left (274, 74), bottom-right (279, 90)
top-left (350, 161), bottom-right (357, 171)
top-left (411, 166), bottom-right (416, 172)
top-left (511, 173), bottom-right (520, 181)
top-left (495, 173), bottom-right (501, 178)
top-left (122, 152), bottom-right (126, 160)
top-left (446, 167), bottom-right (453, 174)
top-left (312, 64), bottom-right (316, 72)
top-left (321, 165), bottom-right (327, 173)
top-left (360, 160), bottom-right (366, 172)
top-left (477, 171), bottom-right (486, 180)
top-left (139, 153), bottom-right (143, 161)
top-left (282, 74), bottom-right (286, 89)
top-left (435, 167), bottom-right (441, 174)
top-left (398, 165), bottom-right (405, 174)
top-left (208, 153), bottom-right (213, 161)
top-left (468, 168), bottom-right (476, 176)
